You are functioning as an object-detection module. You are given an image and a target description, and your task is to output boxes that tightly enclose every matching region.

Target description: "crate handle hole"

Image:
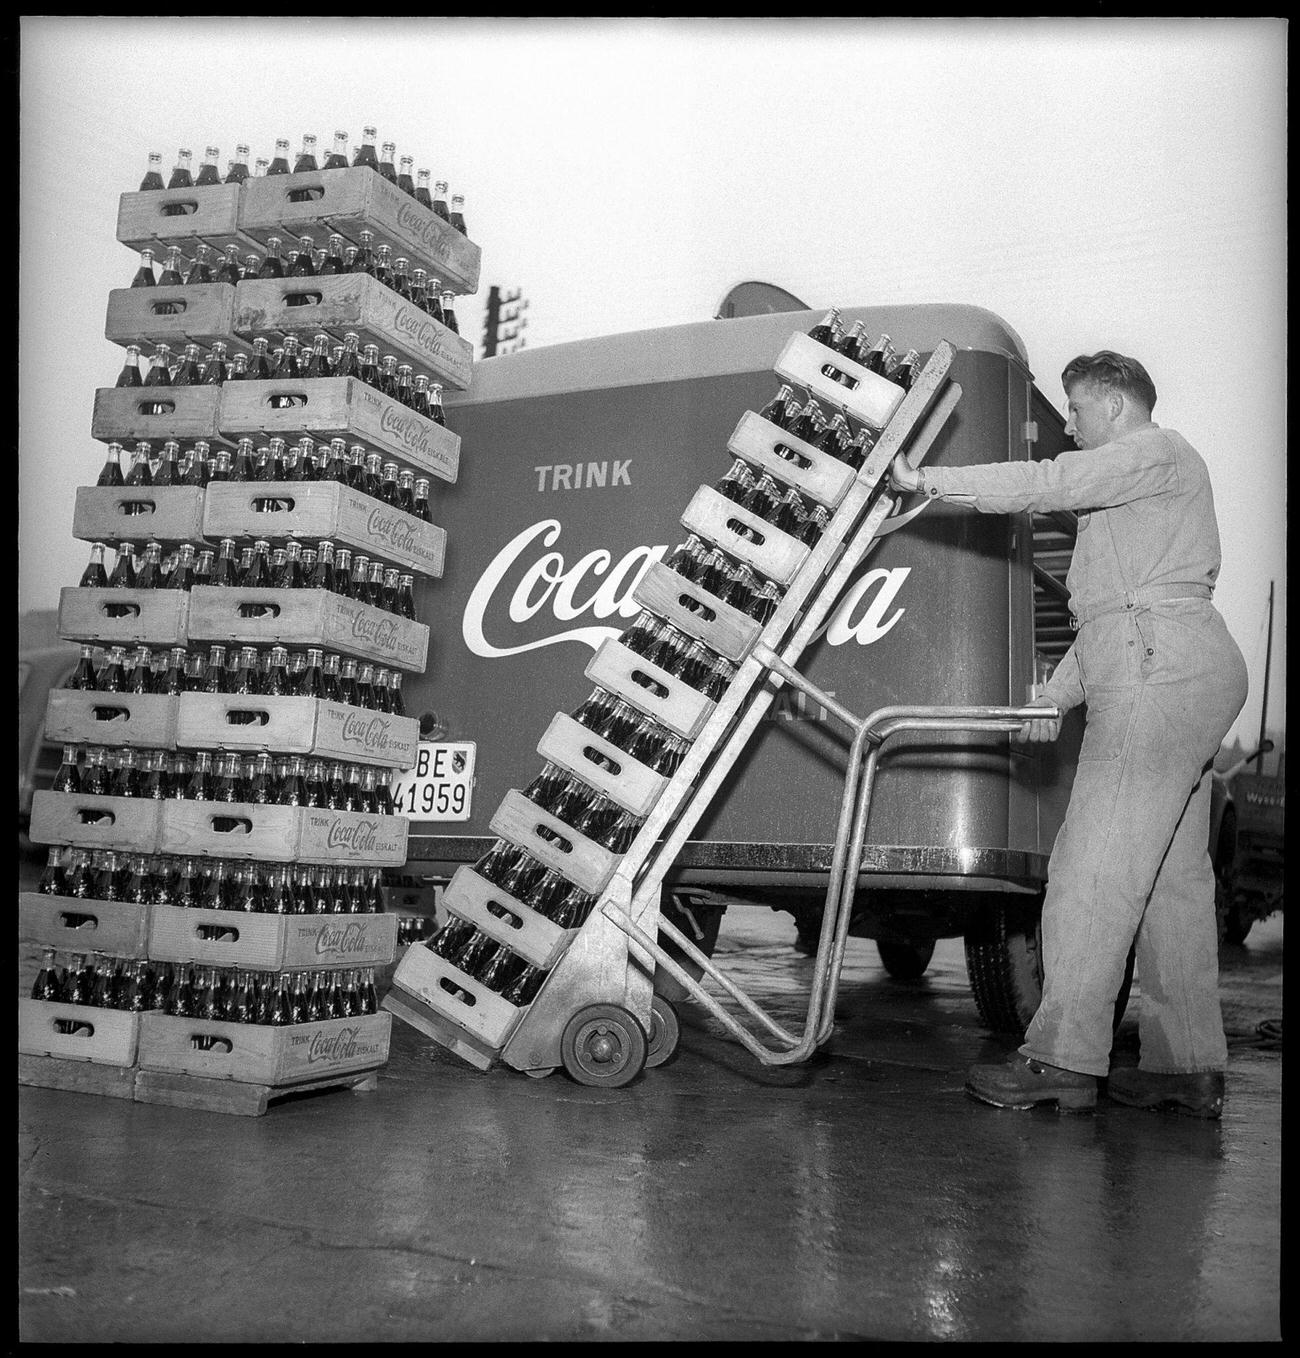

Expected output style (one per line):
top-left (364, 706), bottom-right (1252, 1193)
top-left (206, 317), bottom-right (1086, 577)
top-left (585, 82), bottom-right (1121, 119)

top-left (582, 745), bottom-right (622, 776)
top-left (284, 290), bottom-right (323, 308)
top-left (197, 925), bottom-right (240, 942)
top-left (209, 815), bottom-right (253, 835)
top-left (57, 912), bottom-right (98, 930)
top-left (630, 668), bottom-right (670, 699)
top-left (773, 443), bottom-right (811, 469)
top-left (191, 1034), bottom-right (234, 1053)
top-left (485, 902), bottom-right (524, 930)
top-left (677, 594), bottom-right (716, 622)
top-left (97, 600), bottom-right (140, 619)
top-left (533, 824), bottom-right (574, 854)
top-left (118, 498), bottom-right (156, 516)
top-left (818, 363), bottom-right (859, 391)
top-left (224, 708), bottom-right (269, 726)
top-left (53, 1018), bottom-right (94, 1036)
top-left (149, 298), bottom-right (188, 316)
top-left (283, 184), bottom-right (325, 202)
top-left (136, 399), bottom-right (176, 416)
top-left (159, 199), bottom-right (198, 217)
top-left (264, 391), bottom-right (309, 408)
top-left (252, 497), bottom-right (294, 513)
top-left (236, 601), bottom-right (282, 619)
top-left (90, 705), bottom-right (130, 722)
top-left (74, 809), bottom-right (115, 826)
top-left (439, 977), bottom-right (476, 1006)
top-left (725, 517), bottom-right (765, 545)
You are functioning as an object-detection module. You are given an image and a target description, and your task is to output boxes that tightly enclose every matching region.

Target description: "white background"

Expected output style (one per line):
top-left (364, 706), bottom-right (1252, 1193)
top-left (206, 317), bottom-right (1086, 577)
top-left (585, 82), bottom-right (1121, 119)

top-left (19, 17), bottom-right (1286, 747)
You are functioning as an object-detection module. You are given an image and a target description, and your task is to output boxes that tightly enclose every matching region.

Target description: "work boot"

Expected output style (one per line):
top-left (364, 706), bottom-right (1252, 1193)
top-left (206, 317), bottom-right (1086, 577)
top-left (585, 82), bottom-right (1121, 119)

top-left (1106, 1066), bottom-right (1225, 1120)
top-left (965, 1054), bottom-right (1097, 1113)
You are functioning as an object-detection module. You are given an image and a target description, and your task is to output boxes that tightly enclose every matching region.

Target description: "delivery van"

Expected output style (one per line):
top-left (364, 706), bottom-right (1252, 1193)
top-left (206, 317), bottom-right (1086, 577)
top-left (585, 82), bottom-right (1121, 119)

top-left (393, 299), bottom-right (1234, 1034)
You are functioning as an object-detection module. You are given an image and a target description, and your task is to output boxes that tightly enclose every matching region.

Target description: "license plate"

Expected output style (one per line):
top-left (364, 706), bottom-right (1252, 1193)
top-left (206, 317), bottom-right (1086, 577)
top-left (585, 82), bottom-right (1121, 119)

top-left (389, 742), bottom-right (477, 822)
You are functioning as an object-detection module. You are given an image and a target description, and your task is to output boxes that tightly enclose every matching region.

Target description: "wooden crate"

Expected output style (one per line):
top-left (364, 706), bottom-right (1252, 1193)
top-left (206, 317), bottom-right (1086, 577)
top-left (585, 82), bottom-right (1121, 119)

top-left (216, 376), bottom-right (460, 485)
top-left (29, 790), bottom-right (162, 854)
top-left (73, 486), bottom-right (208, 546)
top-left (441, 865), bottom-right (576, 971)
top-left (91, 385), bottom-right (226, 446)
top-left (583, 637), bottom-right (716, 741)
top-left (631, 562), bottom-right (762, 664)
top-left (116, 183), bottom-right (254, 256)
top-left (19, 998), bottom-right (144, 1067)
top-left (727, 409), bottom-right (858, 510)
top-left (385, 942), bottom-right (521, 1065)
top-left (489, 789), bottom-right (622, 898)
top-left (535, 712), bottom-right (668, 819)
top-left (147, 905), bottom-right (398, 971)
top-left (104, 283), bottom-right (242, 353)
top-left (156, 799), bottom-right (409, 865)
top-left (19, 892), bottom-right (152, 958)
top-left (175, 693), bottom-right (419, 768)
top-left (233, 274), bottom-right (474, 392)
top-left (774, 332), bottom-right (907, 432)
top-left (680, 484), bottom-right (810, 587)
top-left (185, 585), bottom-right (429, 672)
top-left (202, 480), bottom-right (446, 579)
top-left (57, 585), bottom-right (189, 647)
top-left (237, 165), bottom-right (481, 296)
top-left (135, 1011), bottom-right (391, 1101)
top-left (45, 689), bottom-right (179, 750)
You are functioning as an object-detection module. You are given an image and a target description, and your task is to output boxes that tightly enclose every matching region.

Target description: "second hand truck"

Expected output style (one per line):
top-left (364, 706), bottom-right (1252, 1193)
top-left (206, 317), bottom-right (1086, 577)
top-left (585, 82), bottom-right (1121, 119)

top-left (384, 328), bottom-right (1058, 1086)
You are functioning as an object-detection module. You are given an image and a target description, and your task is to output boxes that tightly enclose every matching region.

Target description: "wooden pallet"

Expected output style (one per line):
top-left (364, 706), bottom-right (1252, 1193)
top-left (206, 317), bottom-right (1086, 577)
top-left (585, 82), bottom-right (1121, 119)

top-left (233, 274), bottom-right (474, 392)
top-left (18, 1053), bottom-right (137, 1101)
top-left (202, 480), bottom-right (446, 579)
top-left (133, 1065), bottom-right (380, 1116)
top-left (236, 165), bottom-right (481, 296)
top-left (216, 376), bottom-right (460, 485)
top-left (175, 692), bottom-right (419, 768)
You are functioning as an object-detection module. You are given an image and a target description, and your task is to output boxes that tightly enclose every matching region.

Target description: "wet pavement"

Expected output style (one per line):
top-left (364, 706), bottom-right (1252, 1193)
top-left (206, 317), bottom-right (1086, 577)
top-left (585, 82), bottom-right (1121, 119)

top-left (19, 891), bottom-right (1282, 1342)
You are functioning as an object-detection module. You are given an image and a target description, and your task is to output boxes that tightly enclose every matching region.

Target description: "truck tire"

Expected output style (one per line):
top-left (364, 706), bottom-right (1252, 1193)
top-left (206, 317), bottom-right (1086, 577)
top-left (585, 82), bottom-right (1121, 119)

top-left (964, 900), bottom-right (1134, 1038)
top-left (876, 939), bottom-right (936, 980)
top-left (1213, 813), bottom-right (1252, 945)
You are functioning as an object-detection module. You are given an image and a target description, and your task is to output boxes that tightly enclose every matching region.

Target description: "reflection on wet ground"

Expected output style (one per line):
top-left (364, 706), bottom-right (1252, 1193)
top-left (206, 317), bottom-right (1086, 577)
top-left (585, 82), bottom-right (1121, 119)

top-left (19, 897), bottom-right (1281, 1342)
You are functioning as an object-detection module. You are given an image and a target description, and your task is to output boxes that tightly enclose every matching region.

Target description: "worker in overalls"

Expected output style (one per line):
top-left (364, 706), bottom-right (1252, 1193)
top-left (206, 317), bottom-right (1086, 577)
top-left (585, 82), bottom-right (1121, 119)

top-left (890, 351), bottom-right (1248, 1117)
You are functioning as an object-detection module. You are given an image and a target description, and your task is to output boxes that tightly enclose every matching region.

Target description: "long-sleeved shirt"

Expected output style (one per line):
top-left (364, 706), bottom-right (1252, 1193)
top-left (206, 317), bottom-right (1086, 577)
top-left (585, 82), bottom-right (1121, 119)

top-left (921, 423), bottom-right (1223, 713)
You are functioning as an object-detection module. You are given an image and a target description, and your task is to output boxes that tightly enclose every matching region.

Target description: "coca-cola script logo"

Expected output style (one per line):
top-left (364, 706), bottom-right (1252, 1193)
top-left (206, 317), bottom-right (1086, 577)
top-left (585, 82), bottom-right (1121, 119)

top-left (314, 920), bottom-right (371, 957)
top-left (350, 609), bottom-right (404, 652)
top-left (340, 711), bottom-right (396, 753)
top-left (366, 506), bottom-right (422, 557)
top-left (461, 516), bottom-right (928, 660)
top-left (306, 1025), bottom-right (371, 1063)
top-left (393, 306), bottom-right (465, 372)
top-left (378, 404), bottom-right (443, 463)
top-left (325, 817), bottom-right (382, 853)
top-left (393, 199), bottom-right (455, 262)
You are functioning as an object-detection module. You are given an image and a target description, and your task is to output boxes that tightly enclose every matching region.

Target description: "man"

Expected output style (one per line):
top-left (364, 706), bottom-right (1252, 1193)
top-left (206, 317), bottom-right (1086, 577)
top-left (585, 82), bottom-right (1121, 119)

top-left (889, 351), bottom-right (1248, 1117)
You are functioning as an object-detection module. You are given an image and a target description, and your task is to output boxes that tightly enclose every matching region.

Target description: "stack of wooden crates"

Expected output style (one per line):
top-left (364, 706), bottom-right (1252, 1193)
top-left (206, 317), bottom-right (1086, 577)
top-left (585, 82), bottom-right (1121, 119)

top-left (19, 151), bottom-right (481, 1115)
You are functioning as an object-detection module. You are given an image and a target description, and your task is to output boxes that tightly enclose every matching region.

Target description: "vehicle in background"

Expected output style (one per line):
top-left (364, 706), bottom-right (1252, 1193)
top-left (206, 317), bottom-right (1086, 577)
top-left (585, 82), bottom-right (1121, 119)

top-left (1218, 742), bottom-right (1283, 945)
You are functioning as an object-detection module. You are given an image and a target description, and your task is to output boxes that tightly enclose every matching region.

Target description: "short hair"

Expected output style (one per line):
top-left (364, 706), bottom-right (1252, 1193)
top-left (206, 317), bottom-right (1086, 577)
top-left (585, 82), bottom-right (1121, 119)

top-left (1061, 351), bottom-right (1157, 414)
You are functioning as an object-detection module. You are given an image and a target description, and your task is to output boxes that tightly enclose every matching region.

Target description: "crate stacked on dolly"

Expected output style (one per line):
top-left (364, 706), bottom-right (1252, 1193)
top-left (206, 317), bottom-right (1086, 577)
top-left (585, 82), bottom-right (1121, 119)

top-left (21, 131), bottom-right (482, 1114)
top-left (383, 311), bottom-right (960, 1082)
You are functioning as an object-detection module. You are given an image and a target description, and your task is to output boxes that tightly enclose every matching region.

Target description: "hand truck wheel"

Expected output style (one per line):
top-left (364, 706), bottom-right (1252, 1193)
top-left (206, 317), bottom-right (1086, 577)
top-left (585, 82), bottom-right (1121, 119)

top-left (560, 1004), bottom-right (648, 1088)
top-left (646, 994), bottom-right (680, 1068)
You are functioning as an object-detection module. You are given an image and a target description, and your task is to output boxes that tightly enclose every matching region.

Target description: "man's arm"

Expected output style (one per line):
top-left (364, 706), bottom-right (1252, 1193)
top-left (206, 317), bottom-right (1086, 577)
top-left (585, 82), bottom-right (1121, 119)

top-left (892, 427), bottom-right (1180, 515)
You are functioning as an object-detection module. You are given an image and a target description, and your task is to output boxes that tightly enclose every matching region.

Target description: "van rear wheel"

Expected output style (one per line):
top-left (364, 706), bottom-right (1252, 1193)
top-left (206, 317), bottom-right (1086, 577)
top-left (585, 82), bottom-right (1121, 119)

top-left (964, 900), bottom-right (1133, 1037)
top-left (876, 939), bottom-right (936, 980)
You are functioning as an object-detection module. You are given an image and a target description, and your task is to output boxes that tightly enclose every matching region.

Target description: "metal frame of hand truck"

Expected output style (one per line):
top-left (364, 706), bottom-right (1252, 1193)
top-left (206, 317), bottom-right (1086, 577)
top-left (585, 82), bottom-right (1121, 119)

top-left (497, 339), bottom-right (1010, 1081)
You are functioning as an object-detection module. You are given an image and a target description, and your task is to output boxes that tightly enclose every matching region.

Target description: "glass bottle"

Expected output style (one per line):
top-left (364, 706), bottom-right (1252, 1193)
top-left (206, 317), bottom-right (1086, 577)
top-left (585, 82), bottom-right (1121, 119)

top-left (415, 167), bottom-right (434, 210)
top-left (97, 646), bottom-right (127, 694)
top-left (287, 235), bottom-right (316, 278)
top-left (78, 541), bottom-right (109, 589)
top-left (439, 292), bottom-right (458, 335)
top-left (185, 245), bottom-right (214, 287)
top-left (139, 150), bottom-right (165, 191)
top-left (166, 543), bottom-right (196, 591)
top-left (37, 846), bottom-right (66, 896)
top-left (266, 138), bottom-right (292, 176)
top-left (396, 573), bottom-right (417, 621)
top-left (257, 237), bottom-right (286, 281)
top-left (325, 129), bottom-right (349, 170)
top-left (320, 653), bottom-right (343, 704)
top-left (432, 179), bottom-right (450, 222)
top-left (352, 126), bottom-right (380, 171)
top-left (449, 193), bottom-right (468, 236)
top-left (424, 281), bottom-right (445, 327)
top-left (225, 144), bottom-right (251, 185)
top-left (428, 383), bottom-right (447, 428)
top-left (139, 750), bottom-right (168, 800)
top-left (367, 559), bottom-right (387, 609)
top-left (115, 346), bottom-right (143, 391)
top-left (334, 333), bottom-right (362, 381)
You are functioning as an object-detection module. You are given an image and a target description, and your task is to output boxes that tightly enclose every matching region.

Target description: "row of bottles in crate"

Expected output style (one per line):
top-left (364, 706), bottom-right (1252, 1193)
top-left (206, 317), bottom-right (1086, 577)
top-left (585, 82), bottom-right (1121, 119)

top-left (67, 641), bottom-right (407, 710)
top-left (131, 238), bottom-right (462, 331)
top-left (51, 745), bottom-right (397, 814)
top-left (142, 130), bottom-right (469, 232)
top-left (81, 539), bottom-right (419, 616)
top-left (37, 847), bottom-right (386, 914)
top-left (31, 949), bottom-right (381, 1022)
top-left (98, 434), bottom-right (440, 510)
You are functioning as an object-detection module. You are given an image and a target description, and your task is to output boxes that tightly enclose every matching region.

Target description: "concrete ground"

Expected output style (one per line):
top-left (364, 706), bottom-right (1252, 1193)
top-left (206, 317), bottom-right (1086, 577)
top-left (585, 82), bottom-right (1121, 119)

top-left (19, 892), bottom-right (1282, 1343)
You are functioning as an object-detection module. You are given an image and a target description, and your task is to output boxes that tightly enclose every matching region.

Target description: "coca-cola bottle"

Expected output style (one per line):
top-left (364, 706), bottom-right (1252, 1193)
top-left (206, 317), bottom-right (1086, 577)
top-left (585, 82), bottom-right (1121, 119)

top-left (37, 846), bottom-right (66, 896)
top-left (860, 333), bottom-right (892, 376)
top-left (439, 291), bottom-right (459, 336)
top-left (432, 179), bottom-right (451, 222)
top-left (124, 644), bottom-right (153, 695)
top-left (359, 344), bottom-right (381, 388)
top-left (193, 145), bottom-right (222, 187)
top-left (225, 144), bottom-right (251, 185)
top-left (414, 167), bottom-right (435, 210)
top-left (449, 193), bottom-right (468, 236)
top-left (79, 542), bottom-right (109, 588)
top-left (156, 245), bottom-right (185, 288)
top-left (388, 670), bottom-right (406, 718)
top-left (124, 441), bottom-right (153, 488)
top-left (167, 544), bottom-right (197, 591)
top-left (757, 382), bottom-right (798, 430)
top-left (31, 948), bottom-right (63, 1002)
top-left (64, 851), bottom-right (94, 900)
top-left (139, 150), bottom-right (165, 191)
top-left (107, 541), bottom-right (135, 592)
top-left (143, 345), bottom-right (173, 388)
top-left (97, 646), bottom-right (127, 694)
top-left (424, 282), bottom-right (445, 327)
top-left (320, 129), bottom-right (348, 170)
top-left (52, 744), bottom-right (80, 794)
top-left (130, 248), bottom-right (157, 289)
top-left (807, 307), bottom-right (841, 348)
top-left (185, 245), bottom-right (214, 287)
top-left (287, 235), bottom-right (316, 278)
top-left (428, 384), bottom-right (447, 428)
top-left (887, 348), bottom-right (922, 390)
top-left (378, 141), bottom-right (398, 184)
top-left (114, 346), bottom-right (143, 392)
top-left (139, 750), bottom-right (168, 800)
top-left (167, 147), bottom-right (194, 191)
top-left (68, 644), bottom-right (99, 692)
top-left (257, 237), bottom-right (286, 281)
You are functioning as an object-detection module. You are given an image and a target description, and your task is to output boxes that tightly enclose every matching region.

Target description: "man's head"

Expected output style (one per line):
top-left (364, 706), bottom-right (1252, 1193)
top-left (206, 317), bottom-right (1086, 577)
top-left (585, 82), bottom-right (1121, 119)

top-left (1061, 351), bottom-right (1157, 449)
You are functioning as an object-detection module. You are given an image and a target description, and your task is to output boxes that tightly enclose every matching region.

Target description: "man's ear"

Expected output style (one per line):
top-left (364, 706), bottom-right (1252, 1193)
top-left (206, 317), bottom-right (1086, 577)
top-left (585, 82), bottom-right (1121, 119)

top-left (1108, 390), bottom-right (1124, 420)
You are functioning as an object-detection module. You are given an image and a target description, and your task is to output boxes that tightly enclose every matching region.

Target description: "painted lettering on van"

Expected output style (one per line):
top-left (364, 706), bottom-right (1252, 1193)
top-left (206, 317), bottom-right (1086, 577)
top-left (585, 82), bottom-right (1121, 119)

top-left (462, 518), bottom-right (912, 659)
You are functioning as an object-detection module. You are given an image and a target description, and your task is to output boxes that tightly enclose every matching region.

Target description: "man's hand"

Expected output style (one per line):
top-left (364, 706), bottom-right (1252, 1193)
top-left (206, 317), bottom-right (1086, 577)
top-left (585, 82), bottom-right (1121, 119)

top-left (1012, 695), bottom-right (1062, 744)
top-left (889, 455), bottom-right (922, 494)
